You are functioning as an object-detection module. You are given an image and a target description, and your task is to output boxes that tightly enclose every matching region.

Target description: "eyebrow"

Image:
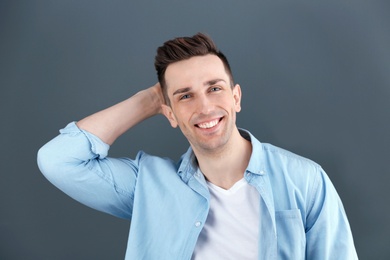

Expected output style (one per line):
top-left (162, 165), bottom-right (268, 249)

top-left (172, 79), bottom-right (226, 96)
top-left (173, 87), bottom-right (192, 96)
top-left (205, 79), bottom-right (225, 86)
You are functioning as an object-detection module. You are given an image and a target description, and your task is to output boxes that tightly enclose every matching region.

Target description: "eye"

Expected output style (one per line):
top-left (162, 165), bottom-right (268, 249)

top-left (210, 86), bottom-right (221, 92)
top-left (179, 94), bottom-right (191, 100)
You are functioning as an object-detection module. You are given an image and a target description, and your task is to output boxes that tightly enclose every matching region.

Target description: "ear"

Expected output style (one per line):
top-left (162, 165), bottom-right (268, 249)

top-left (232, 84), bottom-right (242, 112)
top-left (161, 104), bottom-right (178, 128)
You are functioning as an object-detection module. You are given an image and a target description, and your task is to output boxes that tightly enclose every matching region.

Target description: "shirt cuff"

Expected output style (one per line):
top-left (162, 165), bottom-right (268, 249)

top-left (59, 121), bottom-right (110, 159)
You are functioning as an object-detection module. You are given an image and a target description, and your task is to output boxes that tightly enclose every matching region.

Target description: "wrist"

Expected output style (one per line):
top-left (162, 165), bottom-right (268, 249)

top-left (144, 83), bottom-right (164, 114)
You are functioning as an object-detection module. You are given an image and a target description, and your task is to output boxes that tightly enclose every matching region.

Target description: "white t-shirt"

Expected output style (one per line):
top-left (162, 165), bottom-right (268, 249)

top-left (192, 173), bottom-right (260, 260)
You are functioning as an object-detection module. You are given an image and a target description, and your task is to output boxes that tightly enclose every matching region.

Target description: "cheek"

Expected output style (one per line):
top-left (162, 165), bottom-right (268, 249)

top-left (223, 99), bottom-right (239, 113)
top-left (172, 109), bottom-right (188, 126)
top-left (175, 103), bottom-right (194, 119)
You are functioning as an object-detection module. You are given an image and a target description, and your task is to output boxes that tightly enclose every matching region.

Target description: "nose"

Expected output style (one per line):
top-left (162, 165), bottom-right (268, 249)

top-left (195, 94), bottom-right (213, 115)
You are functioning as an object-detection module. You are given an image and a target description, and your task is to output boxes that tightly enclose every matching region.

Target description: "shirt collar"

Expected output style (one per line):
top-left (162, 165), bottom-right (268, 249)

top-left (177, 128), bottom-right (267, 181)
top-left (177, 146), bottom-right (198, 183)
top-left (238, 128), bottom-right (267, 176)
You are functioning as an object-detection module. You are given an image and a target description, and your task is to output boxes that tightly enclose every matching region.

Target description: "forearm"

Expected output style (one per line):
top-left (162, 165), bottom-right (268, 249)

top-left (77, 84), bottom-right (163, 145)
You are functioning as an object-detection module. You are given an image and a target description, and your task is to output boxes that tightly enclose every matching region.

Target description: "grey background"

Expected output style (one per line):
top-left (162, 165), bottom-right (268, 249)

top-left (1, 0), bottom-right (389, 259)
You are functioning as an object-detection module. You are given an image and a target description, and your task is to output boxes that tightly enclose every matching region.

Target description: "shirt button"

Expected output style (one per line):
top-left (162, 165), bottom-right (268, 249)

top-left (195, 221), bottom-right (202, 227)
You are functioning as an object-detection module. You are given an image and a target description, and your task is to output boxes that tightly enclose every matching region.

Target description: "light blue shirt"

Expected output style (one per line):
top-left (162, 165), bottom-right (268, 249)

top-left (37, 122), bottom-right (358, 259)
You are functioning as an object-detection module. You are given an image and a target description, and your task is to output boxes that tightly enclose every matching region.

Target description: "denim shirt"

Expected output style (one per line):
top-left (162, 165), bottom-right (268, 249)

top-left (37, 122), bottom-right (358, 259)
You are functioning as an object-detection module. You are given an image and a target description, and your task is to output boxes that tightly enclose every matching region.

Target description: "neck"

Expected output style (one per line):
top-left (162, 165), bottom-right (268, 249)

top-left (193, 128), bottom-right (252, 190)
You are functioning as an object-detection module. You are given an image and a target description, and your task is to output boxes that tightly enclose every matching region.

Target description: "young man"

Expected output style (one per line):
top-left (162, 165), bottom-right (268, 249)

top-left (37, 33), bottom-right (358, 259)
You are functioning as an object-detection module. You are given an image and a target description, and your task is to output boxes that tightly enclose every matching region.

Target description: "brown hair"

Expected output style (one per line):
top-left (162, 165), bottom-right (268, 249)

top-left (154, 32), bottom-right (234, 105)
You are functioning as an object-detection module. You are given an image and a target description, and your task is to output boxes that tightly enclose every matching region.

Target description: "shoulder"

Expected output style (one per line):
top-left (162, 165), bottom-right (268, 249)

top-left (261, 143), bottom-right (323, 184)
top-left (244, 130), bottom-right (324, 194)
top-left (262, 143), bottom-right (320, 169)
top-left (241, 127), bottom-right (322, 177)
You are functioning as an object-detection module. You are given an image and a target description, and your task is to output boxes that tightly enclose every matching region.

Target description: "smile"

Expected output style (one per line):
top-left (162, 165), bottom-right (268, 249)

top-left (196, 118), bottom-right (222, 129)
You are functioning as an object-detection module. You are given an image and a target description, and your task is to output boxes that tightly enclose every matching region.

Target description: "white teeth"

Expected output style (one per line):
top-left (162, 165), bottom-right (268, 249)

top-left (197, 119), bottom-right (219, 129)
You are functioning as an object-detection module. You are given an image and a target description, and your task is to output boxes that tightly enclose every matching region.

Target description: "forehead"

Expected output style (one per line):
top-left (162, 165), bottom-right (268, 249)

top-left (164, 54), bottom-right (228, 93)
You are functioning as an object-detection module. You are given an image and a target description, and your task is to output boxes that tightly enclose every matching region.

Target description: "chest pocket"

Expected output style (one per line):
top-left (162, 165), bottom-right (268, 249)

top-left (275, 209), bottom-right (306, 259)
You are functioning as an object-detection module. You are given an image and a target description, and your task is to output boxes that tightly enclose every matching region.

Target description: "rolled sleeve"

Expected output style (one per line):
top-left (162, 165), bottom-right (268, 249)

top-left (59, 121), bottom-right (110, 159)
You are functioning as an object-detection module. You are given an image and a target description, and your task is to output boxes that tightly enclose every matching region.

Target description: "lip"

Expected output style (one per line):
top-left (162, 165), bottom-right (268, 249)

top-left (194, 117), bottom-right (224, 132)
top-left (196, 117), bottom-right (220, 128)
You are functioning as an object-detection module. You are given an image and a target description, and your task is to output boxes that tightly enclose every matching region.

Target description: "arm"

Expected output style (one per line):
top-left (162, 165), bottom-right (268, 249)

top-left (37, 83), bottom-right (165, 219)
top-left (77, 83), bottom-right (164, 145)
top-left (305, 168), bottom-right (358, 259)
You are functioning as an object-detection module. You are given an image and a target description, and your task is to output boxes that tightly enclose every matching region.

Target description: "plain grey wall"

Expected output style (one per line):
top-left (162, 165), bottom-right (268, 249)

top-left (1, 0), bottom-right (389, 259)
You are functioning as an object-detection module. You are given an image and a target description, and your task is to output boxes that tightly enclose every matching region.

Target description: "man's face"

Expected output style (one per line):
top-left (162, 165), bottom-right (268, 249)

top-left (162, 54), bottom-right (242, 155)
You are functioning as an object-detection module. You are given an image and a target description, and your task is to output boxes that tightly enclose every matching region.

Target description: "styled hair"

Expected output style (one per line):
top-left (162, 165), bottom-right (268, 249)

top-left (154, 33), bottom-right (234, 105)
